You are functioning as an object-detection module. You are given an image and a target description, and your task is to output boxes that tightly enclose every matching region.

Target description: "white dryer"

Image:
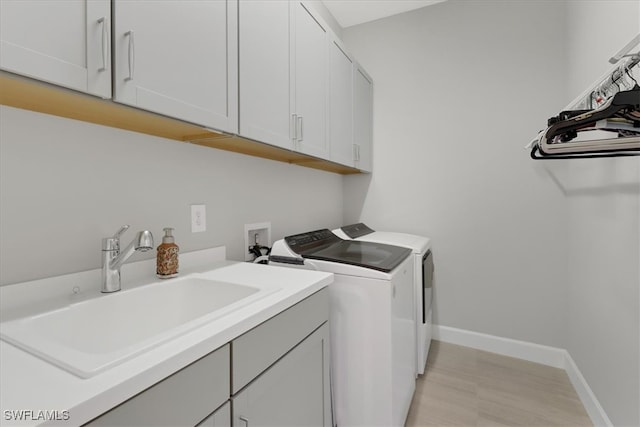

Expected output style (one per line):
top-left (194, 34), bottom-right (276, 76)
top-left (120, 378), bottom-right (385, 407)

top-left (334, 223), bottom-right (433, 375)
top-left (270, 229), bottom-right (415, 427)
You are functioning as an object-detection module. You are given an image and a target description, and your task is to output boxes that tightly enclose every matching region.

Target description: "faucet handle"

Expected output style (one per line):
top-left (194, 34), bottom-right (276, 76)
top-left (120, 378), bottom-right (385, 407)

top-left (102, 225), bottom-right (129, 251)
top-left (112, 225), bottom-right (130, 240)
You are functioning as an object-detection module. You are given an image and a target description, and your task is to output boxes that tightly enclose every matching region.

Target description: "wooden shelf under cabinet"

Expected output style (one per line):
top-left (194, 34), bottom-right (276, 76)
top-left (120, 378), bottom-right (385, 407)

top-left (0, 72), bottom-right (361, 175)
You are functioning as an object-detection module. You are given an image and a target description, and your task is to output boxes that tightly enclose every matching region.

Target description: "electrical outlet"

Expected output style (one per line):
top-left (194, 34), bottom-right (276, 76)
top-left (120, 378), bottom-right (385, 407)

top-left (244, 222), bottom-right (271, 261)
top-left (191, 204), bottom-right (206, 233)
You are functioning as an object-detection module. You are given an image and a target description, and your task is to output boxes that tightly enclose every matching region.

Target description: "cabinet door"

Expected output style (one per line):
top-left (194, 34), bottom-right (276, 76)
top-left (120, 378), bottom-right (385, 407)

top-left (197, 402), bottom-right (230, 427)
top-left (292, 1), bottom-right (329, 159)
top-left (0, 0), bottom-right (111, 98)
top-left (353, 64), bottom-right (373, 172)
top-left (233, 323), bottom-right (332, 427)
top-left (238, 0), bottom-right (292, 150)
top-left (328, 38), bottom-right (354, 167)
top-left (113, 0), bottom-right (238, 132)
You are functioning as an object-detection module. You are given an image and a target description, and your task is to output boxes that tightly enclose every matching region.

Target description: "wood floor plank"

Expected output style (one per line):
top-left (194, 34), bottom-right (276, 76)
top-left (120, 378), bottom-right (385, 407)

top-left (406, 341), bottom-right (592, 427)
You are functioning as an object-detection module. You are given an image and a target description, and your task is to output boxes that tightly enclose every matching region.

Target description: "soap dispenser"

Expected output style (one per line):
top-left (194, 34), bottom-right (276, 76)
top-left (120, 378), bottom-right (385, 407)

top-left (157, 227), bottom-right (179, 279)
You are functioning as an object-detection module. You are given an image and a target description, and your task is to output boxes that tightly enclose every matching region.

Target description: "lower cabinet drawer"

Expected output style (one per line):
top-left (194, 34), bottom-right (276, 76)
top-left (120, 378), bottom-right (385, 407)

top-left (84, 344), bottom-right (230, 427)
top-left (232, 288), bottom-right (329, 393)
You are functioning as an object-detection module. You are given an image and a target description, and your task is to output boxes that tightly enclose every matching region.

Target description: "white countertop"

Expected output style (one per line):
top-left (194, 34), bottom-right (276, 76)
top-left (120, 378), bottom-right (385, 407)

top-left (0, 248), bottom-right (333, 426)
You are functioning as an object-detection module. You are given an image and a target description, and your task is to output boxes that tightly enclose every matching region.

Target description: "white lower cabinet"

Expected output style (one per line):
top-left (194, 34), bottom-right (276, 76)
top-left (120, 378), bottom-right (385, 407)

top-left (85, 345), bottom-right (230, 427)
top-left (233, 324), bottom-right (331, 427)
top-left (84, 289), bottom-right (330, 427)
top-left (197, 402), bottom-right (231, 427)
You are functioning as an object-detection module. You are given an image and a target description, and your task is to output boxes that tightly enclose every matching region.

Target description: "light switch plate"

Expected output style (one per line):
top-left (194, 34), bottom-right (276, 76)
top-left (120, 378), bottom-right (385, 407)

top-left (191, 204), bottom-right (206, 233)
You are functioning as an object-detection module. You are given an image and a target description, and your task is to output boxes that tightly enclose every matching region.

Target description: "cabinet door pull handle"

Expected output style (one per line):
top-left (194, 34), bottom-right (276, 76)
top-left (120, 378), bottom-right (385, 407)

top-left (292, 114), bottom-right (298, 141)
top-left (239, 416), bottom-right (249, 426)
top-left (125, 30), bottom-right (135, 81)
top-left (297, 115), bottom-right (304, 142)
top-left (98, 17), bottom-right (108, 72)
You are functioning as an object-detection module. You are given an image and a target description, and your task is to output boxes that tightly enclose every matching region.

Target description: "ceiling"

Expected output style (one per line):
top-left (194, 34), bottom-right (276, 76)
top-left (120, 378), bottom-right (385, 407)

top-left (322, 0), bottom-right (447, 28)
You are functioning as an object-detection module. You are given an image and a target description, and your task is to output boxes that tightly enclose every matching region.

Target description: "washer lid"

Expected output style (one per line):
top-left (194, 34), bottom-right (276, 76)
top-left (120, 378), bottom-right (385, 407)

top-left (341, 223), bottom-right (375, 239)
top-left (303, 240), bottom-right (411, 272)
top-left (357, 232), bottom-right (431, 254)
top-left (285, 229), bottom-right (411, 273)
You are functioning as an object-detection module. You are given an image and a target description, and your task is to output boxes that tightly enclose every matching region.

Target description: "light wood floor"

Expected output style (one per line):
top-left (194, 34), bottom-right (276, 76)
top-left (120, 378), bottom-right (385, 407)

top-left (406, 341), bottom-right (593, 426)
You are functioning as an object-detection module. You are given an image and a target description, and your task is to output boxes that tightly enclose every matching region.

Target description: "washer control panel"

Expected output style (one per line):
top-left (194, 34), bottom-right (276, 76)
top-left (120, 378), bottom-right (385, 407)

top-left (284, 229), bottom-right (341, 254)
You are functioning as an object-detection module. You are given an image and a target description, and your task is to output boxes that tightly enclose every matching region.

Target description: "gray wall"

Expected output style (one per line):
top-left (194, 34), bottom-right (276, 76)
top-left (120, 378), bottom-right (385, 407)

top-left (563, 2), bottom-right (639, 426)
top-left (0, 106), bottom-right (343, 285)
top-left (342, 0), bottom-right (640, 424)
top-left (342, 0), bottom-right (570, 348)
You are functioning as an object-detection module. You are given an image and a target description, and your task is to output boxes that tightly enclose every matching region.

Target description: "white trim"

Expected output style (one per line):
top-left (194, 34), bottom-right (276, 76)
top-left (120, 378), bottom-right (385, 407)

top-left (432, 324), bottom-right (613, 427)
top-left (564, 352), bottom-right (614, 427)
top-left (432, 325), bottom-right (565, 368)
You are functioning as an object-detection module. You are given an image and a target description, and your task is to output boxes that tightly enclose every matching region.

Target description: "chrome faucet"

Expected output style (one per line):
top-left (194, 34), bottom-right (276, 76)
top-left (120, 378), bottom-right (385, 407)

top-left (101, 225), bottom-right (154, 293)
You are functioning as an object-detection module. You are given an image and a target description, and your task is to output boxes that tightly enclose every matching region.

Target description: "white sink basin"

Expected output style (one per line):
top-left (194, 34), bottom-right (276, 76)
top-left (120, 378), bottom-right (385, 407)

top-left (0, 275), bottom-right (277, 378)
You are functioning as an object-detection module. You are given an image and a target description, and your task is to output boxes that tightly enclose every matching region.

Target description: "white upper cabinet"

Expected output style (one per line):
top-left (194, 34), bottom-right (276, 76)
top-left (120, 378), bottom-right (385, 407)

top-left (0, 0), bottom-right (111, 98)
top-left (353, 63), bottom-right (373, 172)
top-left (328, 37), bottom-right (354, 167)
top-left (239, 1), bottom-right (331, 158)
top-left (113, 0), bottom-right (238, 133)
top-left (291, 1), bottom-right (329, 159)
top-left (1, 0), bottom-right (370, 173)
top-left (238, 0), bottom-right (292, 149)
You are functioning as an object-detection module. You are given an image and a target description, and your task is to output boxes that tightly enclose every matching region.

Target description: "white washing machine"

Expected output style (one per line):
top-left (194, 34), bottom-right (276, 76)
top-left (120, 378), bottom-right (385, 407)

top-left (269, 229), bottom-right (415, 427)
top-left (333, 223), bottom-right (433, 376)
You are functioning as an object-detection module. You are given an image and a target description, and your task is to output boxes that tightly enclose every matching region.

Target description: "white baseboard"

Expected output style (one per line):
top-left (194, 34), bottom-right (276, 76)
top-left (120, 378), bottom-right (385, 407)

top-left (564, 352), bottom-right (613, 427)
top-left (432, 324), bottom-right (612, 427)
top-left (432, 325), bottom-right (566, 368)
